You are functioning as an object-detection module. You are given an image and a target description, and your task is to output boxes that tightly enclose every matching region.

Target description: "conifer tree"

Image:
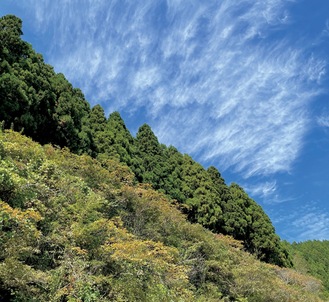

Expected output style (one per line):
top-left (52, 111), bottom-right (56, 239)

top-left (135, 124), bottom-right (169, 187)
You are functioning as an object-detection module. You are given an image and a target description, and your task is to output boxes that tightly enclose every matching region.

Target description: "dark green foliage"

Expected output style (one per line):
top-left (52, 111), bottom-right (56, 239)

top-left (88, 104), bottom-right (107, 156)
top-left (89, 105), bottom-right (107, 142)
top-left (90, 110), bottom-right (144, 177)
top-left (180, 156), bottom-right (222, 228)
top-left (135, 124), bottom-right (170, 187)
top-left (224, 184), bottom-right (293, 267)
top-left (106, 112), bottom-right (138, 165)
top-left (136, 124), bottom-right (162, 157)
top-left (161, 146), bottom-right (186, 202)
top-left (49, 73), bottom-right (92, 153)
top-left (0, 15), bottom-right (28, 63)
top-left (0, 15), bottom-right (92, 154)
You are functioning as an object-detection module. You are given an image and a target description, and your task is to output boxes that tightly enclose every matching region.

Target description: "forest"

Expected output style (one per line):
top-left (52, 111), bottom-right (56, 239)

top-left (0, 14), bottom-right (328, 301)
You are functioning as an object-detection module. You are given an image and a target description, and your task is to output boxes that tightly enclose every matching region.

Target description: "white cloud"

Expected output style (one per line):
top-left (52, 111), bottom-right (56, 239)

top-left (244, 181), bottom-right (277, 199)
top-left (317, 114), bottom-right (329, 128)
top-left (243, 180), bottom-right (300, 204)
top-left (292, 211), bottom-right (329, 241)
top-left (271, 202), bottom-right (329, 241)
top-left (243, 180), bottom-right (278, 203)
top-left (20, 0), bottom-right (326, 178)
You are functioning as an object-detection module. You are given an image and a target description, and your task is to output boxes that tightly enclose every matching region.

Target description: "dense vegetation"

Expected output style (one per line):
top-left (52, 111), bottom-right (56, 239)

top-left (287, 241), bottom-right (329, 298)
top-left (0, 129), bottom-right (325, 301)
top-left (0, 14), bottom-right (328, 301)
top-left (0, 14), bottom-right (291, 266)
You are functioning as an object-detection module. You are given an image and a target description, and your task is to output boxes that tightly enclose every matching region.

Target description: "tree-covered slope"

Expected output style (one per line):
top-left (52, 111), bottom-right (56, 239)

top-left (0, 129), bottom-right (325, 301)
top-left (0, 15), bottom-right (93, 154)
top-left (287, 240), bottom-right (329, 298)
top-left (0, 14), bottom-right (292, 267)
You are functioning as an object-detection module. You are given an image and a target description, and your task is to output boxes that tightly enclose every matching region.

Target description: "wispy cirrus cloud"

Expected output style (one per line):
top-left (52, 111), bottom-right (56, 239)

top-left (21, 0), bottom-right (326, 178)
top-left (317, 114), bottom-right (329, 128)
top-left (243, 180), bottom-right (299, 204)
top-left (272, 202), bottom-right (329, 241)
top-left (292, 209), bottom-right (329, 241)
top-left (244, 180), bottom-right (277, 199)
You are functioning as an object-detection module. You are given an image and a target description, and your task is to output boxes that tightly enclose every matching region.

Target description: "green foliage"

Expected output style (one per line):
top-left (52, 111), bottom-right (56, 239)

top-left (0, 15), bottom-right (92, 153)
top-left (0, 130), bottom-right (324, 301)
top-left (135, 123), bottom-right (166, 185)
top-left (0, 15), bottom-right (28, 63)
top-left (89, 104), bottom-right (107, 155)
top-left (223, 183), bottom-right (293, 267)
top-left (289, 240), bottom-right (329, 298)
top-left (106, 112), bottom-right (141, 171)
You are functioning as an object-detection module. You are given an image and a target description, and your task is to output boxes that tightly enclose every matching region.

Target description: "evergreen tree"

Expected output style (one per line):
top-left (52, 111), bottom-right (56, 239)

top-left (106, 111), bottom-right (136, 162)
top-left (0, 15), bottom-right (92, 154)
top-left (89, 104), bottom-right (107, 155)
top-left (0, 15), bottom-right (28, 63)
top-left (161, 146), bottom-right (185, 202)
top-left (105, 112), bottom-right (143, 177)
top-left (135, 124), bottom-right (168, 187)
top-left (227, 183), bottom-right (293, 267)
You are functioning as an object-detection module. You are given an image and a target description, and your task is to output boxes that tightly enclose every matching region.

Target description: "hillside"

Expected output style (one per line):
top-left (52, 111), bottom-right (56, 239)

top-left (0, 14), bottom-right (292, 267)
top-left (288, 241), bottom-right (329, 298)
top-left (0, 13), bottom-right (328, 301)
top-left (0, 129), bottom-right (325, 301)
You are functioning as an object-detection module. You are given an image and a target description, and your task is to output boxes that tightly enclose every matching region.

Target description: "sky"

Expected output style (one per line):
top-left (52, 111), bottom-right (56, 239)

top-left (1, 0), bottom-right (329, 242)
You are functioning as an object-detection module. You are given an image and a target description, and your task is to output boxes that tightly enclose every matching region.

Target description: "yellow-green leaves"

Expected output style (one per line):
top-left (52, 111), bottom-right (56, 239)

top-left (0, 201), bottom-right (42, 258)
top-left (0, 130), bottom-right (325, 301)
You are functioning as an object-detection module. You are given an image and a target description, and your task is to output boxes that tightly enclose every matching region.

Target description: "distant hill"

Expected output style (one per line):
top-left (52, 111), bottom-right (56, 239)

top-left (288, 240), bottom-right (329, 298)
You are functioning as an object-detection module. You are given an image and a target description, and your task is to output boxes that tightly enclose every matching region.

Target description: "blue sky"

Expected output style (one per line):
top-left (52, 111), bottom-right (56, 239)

top-left (1, 0), bottom-right (329, 242)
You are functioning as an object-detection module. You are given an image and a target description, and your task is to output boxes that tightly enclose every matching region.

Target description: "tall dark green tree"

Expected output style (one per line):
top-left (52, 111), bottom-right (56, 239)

top-left (106, 112), bottom-right (136, 162)
top-left (0, 15), bottom-right (92, 154)
top-left (161, 146), bottom-right (185, 202)
top-left (49, 74), bottom-right (92, 153)
top-left (227, 183), bottom-right (292, 267)
top-left (105, 112), bottom-right (143, 176)
top-left (0, 15), bottom-right (28, 63)
top-left (135, 124), bottom-right (168, 187)
top-left (0, 15), bottom-right (30, 131)
top-left (89, 104), bottom-right (107, 155)
top-left (90, 105), bottom-right (107, 134)
top-left (179, 156), bottom-right (223, 230)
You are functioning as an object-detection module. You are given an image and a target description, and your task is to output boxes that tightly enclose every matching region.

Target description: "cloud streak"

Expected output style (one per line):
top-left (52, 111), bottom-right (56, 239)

top-left (317, 114), bottom-right (329, 128)
top-left (292, 208), bottom-right (329, 241)
top-left (271, 202), bottom-right (329, 241)
top-left (22, 0), bottom-right (326, 178)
